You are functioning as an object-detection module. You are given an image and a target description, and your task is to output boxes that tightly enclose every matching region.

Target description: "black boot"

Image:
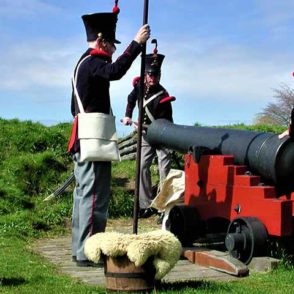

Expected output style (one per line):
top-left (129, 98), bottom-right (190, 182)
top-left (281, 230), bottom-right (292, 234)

top-left (138, 207), bottom-right (157, 218)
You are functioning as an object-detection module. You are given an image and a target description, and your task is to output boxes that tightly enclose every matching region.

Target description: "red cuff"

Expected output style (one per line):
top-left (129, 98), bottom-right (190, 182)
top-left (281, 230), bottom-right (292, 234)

top-left (132, 76), bottom-right (140, 87)
top-left (159, 96), bottom-right (176, 104)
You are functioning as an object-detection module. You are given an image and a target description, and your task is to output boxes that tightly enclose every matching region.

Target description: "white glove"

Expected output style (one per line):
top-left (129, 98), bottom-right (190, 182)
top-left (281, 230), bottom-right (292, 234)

top-left (121, 117), bottom-right (132, 126)
top-left (278, 129), bottom-right (289, 139)
top-left (134, 24), bottom-right (150, 44)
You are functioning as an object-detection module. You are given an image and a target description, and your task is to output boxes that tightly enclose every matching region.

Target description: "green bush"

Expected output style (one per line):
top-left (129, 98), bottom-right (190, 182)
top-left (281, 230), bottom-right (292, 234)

top-left (0, 177), bottom-right (32, 213)
top-left (109, 187), bottom-right (134, 218)
top-left (216, 122), bottom-right (286, 133)
top-left (110, 160), bottom-right (136, 217)
top-left (0, 119), bottom-right (72, 214)
top-left (5, 152), bottom-right (67, 195)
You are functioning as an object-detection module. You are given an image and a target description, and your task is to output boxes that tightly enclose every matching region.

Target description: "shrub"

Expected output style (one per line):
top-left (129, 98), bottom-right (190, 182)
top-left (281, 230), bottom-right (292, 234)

top-left (109, 188), bottom-right (134, 218)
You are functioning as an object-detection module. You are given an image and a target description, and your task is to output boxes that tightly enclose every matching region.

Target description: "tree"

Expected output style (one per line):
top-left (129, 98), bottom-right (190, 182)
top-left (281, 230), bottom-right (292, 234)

top-left (255, 84), bottom-right (294, 126)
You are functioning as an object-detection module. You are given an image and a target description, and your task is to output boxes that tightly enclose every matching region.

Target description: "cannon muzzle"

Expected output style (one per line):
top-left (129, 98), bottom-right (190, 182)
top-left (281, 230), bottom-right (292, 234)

top-left (146, 119), bottom-right (294, 194)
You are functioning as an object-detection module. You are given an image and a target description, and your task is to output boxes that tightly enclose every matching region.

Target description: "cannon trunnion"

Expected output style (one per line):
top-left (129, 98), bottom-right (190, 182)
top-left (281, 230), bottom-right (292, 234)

top-left (147, 119), bottom-right (294, 264)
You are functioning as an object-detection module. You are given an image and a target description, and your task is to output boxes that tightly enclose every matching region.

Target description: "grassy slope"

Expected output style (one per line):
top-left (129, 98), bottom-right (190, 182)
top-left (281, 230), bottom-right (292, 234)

top-left (0, 118), bottom-right (292, 293)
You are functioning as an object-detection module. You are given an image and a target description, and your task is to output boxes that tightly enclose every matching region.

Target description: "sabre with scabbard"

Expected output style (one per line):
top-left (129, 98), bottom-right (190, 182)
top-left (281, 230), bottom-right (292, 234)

top-left (43, 173), bottom-right (75, 202)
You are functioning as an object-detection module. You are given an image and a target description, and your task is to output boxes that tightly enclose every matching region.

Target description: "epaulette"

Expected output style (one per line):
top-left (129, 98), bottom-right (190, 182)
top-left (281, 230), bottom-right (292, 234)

top-left (89, 49), bottom-right (112, 61)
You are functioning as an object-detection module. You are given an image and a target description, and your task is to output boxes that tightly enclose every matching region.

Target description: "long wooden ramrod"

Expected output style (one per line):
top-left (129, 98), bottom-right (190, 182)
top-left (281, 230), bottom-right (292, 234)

top-left (133, 0), bottom-right (149, 234)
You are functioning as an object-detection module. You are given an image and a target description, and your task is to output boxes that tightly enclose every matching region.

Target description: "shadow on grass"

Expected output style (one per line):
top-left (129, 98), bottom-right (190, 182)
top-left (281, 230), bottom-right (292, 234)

top-left (0, 277), bottom-right (26, 286)
top-left (156, 280), bottom-right (231, 292)
top-left (112, 177), bottom-right (130, 188)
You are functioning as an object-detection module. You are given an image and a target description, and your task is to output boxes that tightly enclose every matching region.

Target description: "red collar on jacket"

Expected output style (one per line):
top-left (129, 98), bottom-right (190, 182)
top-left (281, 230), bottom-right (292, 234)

top-left (89, 49), bottom-right (112, 62)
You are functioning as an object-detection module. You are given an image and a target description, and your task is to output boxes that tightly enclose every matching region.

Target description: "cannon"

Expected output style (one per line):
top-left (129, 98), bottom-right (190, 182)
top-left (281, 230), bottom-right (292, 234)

top-left (146, 119), bottom-right (294, 264)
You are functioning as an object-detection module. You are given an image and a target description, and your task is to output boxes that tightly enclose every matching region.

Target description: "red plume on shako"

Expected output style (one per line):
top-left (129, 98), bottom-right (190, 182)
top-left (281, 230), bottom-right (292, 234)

top-left (112, 0), bottom-right (120, 14)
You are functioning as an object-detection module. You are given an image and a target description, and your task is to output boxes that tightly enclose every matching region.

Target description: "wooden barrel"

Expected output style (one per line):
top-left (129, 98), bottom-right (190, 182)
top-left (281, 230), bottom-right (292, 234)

top-left (104, 255), bottom-right (155, 292)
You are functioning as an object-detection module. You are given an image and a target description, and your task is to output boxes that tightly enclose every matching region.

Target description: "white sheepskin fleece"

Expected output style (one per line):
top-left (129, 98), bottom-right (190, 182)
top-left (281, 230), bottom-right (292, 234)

top-left (84, 230), bottom-right (182, 280)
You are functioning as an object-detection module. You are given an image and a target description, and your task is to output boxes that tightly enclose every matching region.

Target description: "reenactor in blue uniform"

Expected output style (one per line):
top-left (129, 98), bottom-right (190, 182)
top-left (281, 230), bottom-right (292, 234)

top-left (68, 1), bottom-right (150, 267)
top-left (122, 41), bottom-right (175, 219)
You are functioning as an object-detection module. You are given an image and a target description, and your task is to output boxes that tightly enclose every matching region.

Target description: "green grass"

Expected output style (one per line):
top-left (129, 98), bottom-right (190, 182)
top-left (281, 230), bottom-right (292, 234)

top-left (0, 235), bottom-right (106, 294)
top-left (0, 118), bottom-right (293, 293)
top-left (0, 233), bottom-right (293, 294)
top-left (0, 233), bottom-right (293, 293)
top-left (160, 268), bottom-right (294, 293)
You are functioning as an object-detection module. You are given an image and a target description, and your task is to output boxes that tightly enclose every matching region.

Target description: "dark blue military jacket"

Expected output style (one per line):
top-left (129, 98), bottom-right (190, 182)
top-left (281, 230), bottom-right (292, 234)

top-left (125, 82), bottom-right (174, 125)
top-left (69, 41), bottom-right (142, 153)
top-left (71, 40), bottom-right (142, 116)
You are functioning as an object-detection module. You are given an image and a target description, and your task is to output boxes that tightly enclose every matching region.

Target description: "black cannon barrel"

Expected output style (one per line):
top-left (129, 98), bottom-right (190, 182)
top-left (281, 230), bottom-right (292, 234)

top-left (146, 119), bottom-right (294, 194)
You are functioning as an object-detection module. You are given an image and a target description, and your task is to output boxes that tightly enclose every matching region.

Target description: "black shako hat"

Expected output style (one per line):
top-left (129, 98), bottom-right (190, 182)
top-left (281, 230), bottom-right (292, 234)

top-left (82, 2), bottom-right (121, 44)
top-left (145, 39), bottom-right (164, 75)
top-left (82, 13), bottom-right (120, 43)
top-left (145, 53), bottom-right (165, 75)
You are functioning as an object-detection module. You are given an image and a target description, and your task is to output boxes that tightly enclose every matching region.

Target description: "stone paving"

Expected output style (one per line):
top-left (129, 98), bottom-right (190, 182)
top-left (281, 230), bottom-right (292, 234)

top-left (32, 217), bottom-right (243, 287)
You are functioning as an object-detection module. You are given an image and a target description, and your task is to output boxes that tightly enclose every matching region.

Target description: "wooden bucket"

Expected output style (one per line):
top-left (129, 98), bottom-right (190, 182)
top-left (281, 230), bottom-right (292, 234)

top-left (104, 255), bottom-right (155, 292)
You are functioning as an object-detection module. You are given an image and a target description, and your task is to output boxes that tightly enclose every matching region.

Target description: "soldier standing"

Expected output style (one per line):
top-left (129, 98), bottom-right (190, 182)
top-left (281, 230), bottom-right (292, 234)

top-left (68, 1), bottom-right (150, 266)
top-left (122, 40), bottom-right (175, 218)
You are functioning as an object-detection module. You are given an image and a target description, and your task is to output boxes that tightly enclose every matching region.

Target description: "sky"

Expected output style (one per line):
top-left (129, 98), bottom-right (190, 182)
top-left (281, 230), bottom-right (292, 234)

top-left (0, 0), bottom-right (294, 137)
